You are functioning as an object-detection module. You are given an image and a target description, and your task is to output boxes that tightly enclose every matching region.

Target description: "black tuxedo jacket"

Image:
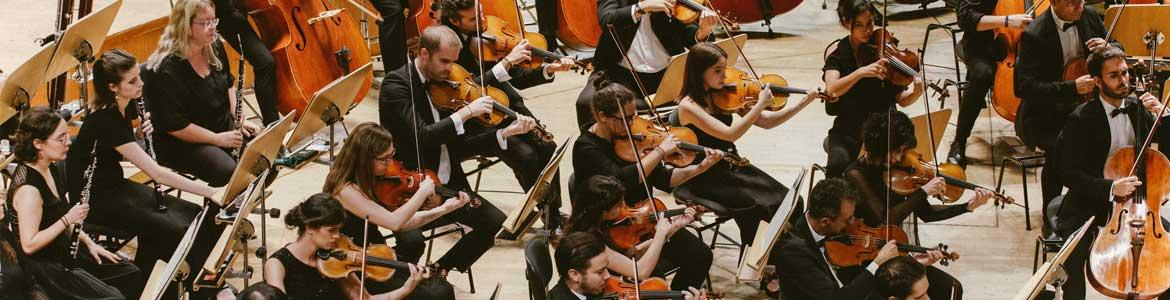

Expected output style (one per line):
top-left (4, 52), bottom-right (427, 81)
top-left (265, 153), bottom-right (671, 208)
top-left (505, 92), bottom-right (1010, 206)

top-left (548, 281), bottom-right (595, 300)
top-left (1057, 96), bottom-right (1170, 229)
top-left (1013, 7), bottom-right (1107, 147)
top-left (594, 0), bottom-right (702, 75)
top-left (774, 215), bottom-right (877, 300)
top-left (378, 64), bottom-right (504, 190)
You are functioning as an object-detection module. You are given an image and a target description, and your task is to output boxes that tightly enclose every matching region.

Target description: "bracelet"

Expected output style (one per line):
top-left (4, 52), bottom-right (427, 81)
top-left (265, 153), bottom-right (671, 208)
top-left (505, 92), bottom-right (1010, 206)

top-left (500, 57), bottom-right (511, 68)
top-left (655, 146), bottom-right (665, 157)
top-left (1004, 16), bottom-right (1009, 27)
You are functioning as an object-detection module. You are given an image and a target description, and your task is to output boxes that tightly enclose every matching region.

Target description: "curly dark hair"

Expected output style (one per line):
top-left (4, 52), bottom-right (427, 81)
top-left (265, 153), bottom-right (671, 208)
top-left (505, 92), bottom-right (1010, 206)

top-left (92, 49), bottom-right (138, 109)
top-left (436, 0), bottom-right (474, 27)
top-left (12, 107), bottom-right (66, 163)
top-left (876, 256), bottom-right (927, 299)
top-left (861, 111), bottom-right (916, 164)
top-left (566, 175), bottom-right (626, 235)
top-left (837, 0), bottom-right (879, 28)
top-left (808, 178), bottom-right (860, 220)
top-left (590, 71), bottom-right (637, 119)
top-left (1088, 46), bottom-right (1127, 78)
top-left (284, 193), bottom-right (346, 236)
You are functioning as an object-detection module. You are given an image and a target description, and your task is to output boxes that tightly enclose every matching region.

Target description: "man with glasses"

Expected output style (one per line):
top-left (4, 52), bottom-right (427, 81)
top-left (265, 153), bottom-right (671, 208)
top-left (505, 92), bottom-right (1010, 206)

top-left (1014, 0), bottom-right (1112, 207)
top-left (213, 0), bottom-right (281, 126)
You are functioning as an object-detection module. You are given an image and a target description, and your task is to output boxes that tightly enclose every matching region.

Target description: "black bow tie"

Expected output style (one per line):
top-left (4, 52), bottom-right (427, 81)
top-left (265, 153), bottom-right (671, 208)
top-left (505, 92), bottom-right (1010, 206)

top-left (1062, 22), bottom-right (1076, 31)
top-left (1111, 106), bottom-right (1131, 118)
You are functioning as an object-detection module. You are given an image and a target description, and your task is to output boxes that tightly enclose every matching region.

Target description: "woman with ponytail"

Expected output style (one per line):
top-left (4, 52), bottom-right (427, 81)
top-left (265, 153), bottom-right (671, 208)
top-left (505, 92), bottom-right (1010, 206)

top-left (264, 193), bottom-right (429, 300)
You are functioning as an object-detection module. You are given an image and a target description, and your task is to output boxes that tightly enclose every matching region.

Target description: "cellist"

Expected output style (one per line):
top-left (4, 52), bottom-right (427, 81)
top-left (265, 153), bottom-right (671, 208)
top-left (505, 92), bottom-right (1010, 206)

top-left (1013, 0), bottom-right (1109, 205)
top-left (1053, 46), bottom-right (1170, 300)
top-left (951, 0), bottom-right (1032, 166)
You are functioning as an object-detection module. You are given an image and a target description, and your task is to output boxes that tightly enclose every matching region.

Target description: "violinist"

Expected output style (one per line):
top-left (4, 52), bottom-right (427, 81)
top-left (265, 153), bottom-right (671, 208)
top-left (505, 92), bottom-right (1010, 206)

top-left (435, 0), bottom-right (568, 228)
top-left (672, 42), bottom-right (816, 268)
top-left (843, 111), bottom-right (989, 299)
top-left (572, 75), bottom-right (721, 208)
top-left (574, 0), bottom-right (720, 127)
top-left (952, 0), bottom-right (1032, 166)
top-left (564, 175), bottom-right (708, 293)
top-left (874, 256), bottom-right (930, 300)
top-left (821, 0), bottom-right (923, 177)
top-left (1013, 0), bottom-right (1110, 203)
top-left (72, 49), bottom-right (223, 274)
top-left (551, 231), bottom-right (706, 300)
top-left (143, 0), bottom-right (262, 187)
top-left (368, 0), bottom-right (409, 71)
top-left (4, 107), bottom-right (144, 299)
top-left (772, 178), bottom-right (899, 300)
top-left (211, 0), bottom-right (279, 125)
top-left (1052, 47), bottom-right (1170, 300)
top-left (321, 123), bottom-right (460, 298)
top-left (263, 193), bottom-right (434, 300)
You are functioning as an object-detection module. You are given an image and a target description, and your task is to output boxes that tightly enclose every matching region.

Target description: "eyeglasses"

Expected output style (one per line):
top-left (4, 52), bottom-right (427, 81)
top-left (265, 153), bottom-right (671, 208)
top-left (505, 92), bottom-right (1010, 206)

top-left (374, 155), bottom-right (394, 165)
top-left (192, 18), bottom-right (219, 28)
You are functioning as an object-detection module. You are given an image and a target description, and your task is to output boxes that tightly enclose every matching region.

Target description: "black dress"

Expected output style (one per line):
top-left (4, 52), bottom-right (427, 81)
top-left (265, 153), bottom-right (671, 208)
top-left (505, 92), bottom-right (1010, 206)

top-left (673, 113), bottom-right (791, 243)
top-left (269, 247), bottom-right (346, 300)
top-left (822, 36), bottom-right (904, 177)
top-left (3, 164), bottom-right (138, 300)
top-left (571, 124), bottom-right (675, 205)
top-left (67, 105), bottom-right (208, 273)
top-left (0, 224), bottom-right (45, 300)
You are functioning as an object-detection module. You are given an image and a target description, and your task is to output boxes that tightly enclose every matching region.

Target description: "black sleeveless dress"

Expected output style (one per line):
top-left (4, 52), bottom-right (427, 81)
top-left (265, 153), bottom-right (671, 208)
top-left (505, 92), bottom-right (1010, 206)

top-left (673, 113), bottom-right (793, 243)
top-left (3, 164), bottom-right (128, 300)
top-left (269, 247), bottom-right (346, 300)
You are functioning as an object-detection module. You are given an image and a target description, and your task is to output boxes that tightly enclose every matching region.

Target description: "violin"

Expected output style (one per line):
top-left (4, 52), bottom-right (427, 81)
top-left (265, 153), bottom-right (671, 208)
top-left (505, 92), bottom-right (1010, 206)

top-left (858, 28), bottom-right (922, 87)
top-left (601, 277), bottom-right (722, 299)
top-left (469, 15), bottom-right (590, 73)
top-left (824, 222), bottom-right (960, 267)
top-left (886, 150), bottom-right (1017, 205)
top-left (427, 64), bottom-right (554, 142)
top-left (713, 67), bottom-right (835, 113)
top-left (614, 116), bottom-right (751, 168)
top-left (374, 158), bottom-right (484, 209)
top-left (604, 198), bottom-right (706, 254)
top-left (315, 235), bottom-right (429, 281)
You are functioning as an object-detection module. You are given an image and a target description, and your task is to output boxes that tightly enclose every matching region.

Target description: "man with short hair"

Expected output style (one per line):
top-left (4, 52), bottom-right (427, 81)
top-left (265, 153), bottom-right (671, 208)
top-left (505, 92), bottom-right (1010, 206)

top-left (550, 232), bottom-right (704, 300)
top-left (874, 256), bottom-right (929, 300)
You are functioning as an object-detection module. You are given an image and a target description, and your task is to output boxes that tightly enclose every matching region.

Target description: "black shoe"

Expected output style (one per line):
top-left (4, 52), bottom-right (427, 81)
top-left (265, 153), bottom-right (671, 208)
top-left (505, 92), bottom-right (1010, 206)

top-left (947, 141), bottom-right (968, 168)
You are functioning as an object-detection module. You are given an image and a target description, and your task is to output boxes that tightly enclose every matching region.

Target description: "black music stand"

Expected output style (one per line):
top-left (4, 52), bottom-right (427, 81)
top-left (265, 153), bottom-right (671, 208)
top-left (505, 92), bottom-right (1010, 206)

top-left (1012, 217), bottom-right (1095, 300)
top-left (285, 63), bottom-right (372, 166)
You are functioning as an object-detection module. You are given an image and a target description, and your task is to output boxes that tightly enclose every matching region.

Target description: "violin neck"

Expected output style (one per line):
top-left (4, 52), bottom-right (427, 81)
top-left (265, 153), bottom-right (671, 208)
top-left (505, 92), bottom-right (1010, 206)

top-left (677, 142), bottom-right (707, 153)
top-left (364, 256), bottom-right (413, 271)
top-left (769, 86), bottom-right (809, 95)
top-left (603, 291), bottom-right (687, 300)
top-left (877, 239), bottom-right (934, 254)
top-left (491, 101), bottom-right (518, 118)
top-left (676, 0), bottom-right (706, 11)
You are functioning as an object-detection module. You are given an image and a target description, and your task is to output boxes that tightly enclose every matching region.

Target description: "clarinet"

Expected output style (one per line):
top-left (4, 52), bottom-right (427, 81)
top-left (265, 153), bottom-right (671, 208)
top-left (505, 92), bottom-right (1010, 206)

top-left (70, 141), bottom-right (98, 259)
top-left (138, 97), bottom-right (167, 212)
top-left (230, 34), bottom-right (246, 159)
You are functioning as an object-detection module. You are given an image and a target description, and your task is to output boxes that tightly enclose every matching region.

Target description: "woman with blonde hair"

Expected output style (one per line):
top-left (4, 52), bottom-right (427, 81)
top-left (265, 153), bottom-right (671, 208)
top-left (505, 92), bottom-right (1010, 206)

top-left (143, 0), bottom-right (261, 187)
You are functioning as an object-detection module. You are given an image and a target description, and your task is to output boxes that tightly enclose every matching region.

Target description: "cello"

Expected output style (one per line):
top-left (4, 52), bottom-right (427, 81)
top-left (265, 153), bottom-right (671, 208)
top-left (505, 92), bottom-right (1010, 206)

top-left (989, 0), bottom-right (1047, 122)
top-left (556, 0), bottom-right (601, 50)
top-left (241, 0), bottom-right (373, 119)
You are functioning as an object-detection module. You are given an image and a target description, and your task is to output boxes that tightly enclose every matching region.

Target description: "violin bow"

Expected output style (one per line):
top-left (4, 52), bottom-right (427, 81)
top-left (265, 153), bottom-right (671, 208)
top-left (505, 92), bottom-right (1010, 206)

top-left (473, 0), bottom-right (490, 98)
top-left (704, 2), bottom-right (765, 84)
top-left (631, 255), bottom-right (642, 300)
top-left (605, 24), bottom-right (662, 218)
top-left (359, 217), bottom-right (370, 300)
top-left (881, 0), bottom-right (894, 246)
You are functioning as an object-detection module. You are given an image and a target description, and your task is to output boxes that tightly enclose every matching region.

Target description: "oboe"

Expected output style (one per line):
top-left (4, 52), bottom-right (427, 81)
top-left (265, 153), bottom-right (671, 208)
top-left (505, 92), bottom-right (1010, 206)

top-left (230, 34), bottom-right (246, 159)
top-left (69, 141), bottom-right (98, 259)
top-left (137, 97), bottom-right (167, 212)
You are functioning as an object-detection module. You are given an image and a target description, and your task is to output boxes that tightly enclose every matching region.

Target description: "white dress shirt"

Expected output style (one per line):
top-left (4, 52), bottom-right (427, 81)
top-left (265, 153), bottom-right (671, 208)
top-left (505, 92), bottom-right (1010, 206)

top-left (1053, 13), bottom-right (1083, 65)
top-left (620, 7), bottom-right (671, 73)
top-left (414, 59), bottom-right (509, 183)
top-left (1103, 98), bottom-right (1136, 156)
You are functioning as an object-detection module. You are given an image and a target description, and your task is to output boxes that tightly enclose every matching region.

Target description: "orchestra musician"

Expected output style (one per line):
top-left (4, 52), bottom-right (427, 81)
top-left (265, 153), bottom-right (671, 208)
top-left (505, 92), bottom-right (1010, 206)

top-left (212, 0), bottom-right (280, 125)
top-left (550, 230), bottom-right (706, 300)
top-left (574, 0), bottom-right (720, 127)
top-left (4, 107), bottom-right (144, 299)
top-left (1013, 0), bottom-right (1110, 204)
top-left (953, 0), bottom-right (1033, 166)
top-left (564, 175), bottom-right (708, 294)
top-left (74, 49), bottom-right (224, 276)
top-left (772, 178), bottom-right (899, 300)
top-left (843, 111), bottom-right (988, 299)
top-left (368, 0), bottom-right (409, 71)
top-left (377, 25), bottom-right (532, 281)
top-left (821, 0), bottom-right (923, 177)
top-left (434, 0), bottom-right (569, 229)
top-left (321, 123), bottom-right (459, 298)
top-left (874, 256), bottom-right (931, 300)
top-left (263, 193), bottom-right (430, 300)
top-left (1052, 46), bottom-right (1170, 300)
top-left (533, 0), bottom-right (559, 53)
top-left (143, 0), bottom-right (262, 187)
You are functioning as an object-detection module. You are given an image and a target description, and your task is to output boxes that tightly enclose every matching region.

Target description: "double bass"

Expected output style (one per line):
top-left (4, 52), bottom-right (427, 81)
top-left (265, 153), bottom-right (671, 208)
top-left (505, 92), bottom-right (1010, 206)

top-left (241, 0), bottom-right (373, 118)
top-left (989, 0), bottom-right (1048, 122)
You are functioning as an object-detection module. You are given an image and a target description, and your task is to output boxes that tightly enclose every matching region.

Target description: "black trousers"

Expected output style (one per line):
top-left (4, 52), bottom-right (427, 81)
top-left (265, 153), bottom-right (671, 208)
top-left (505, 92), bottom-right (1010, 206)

top-left (1039, 142), bottom-right (1063, 207)
top-left (955, 54), bottom-right (994, 146)
top-left (394, 199), bottom-right (506, 271)
top-left (534, 0), bottom-right (559, 50)
top-left (823, 133), bottom-right (861, 178)
top-left (369, 0), bottom-right (409, 72)
top-left (217, 17), bottom-right (280, 125)
top-left (160, 144), bottom-right (236, 187)
top-left (575, 69), bottom-right (664, 128)
top-left (1056, 217), bottom-right (1170, 300)
top-left (87, 182), bottom-right (209, 273)
top-left (649, 230), bottom-right (713, 291)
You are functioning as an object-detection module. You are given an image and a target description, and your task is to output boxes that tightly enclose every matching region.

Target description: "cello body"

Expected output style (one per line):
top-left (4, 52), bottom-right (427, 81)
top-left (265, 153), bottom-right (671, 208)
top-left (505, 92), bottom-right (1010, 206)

top-left (707, 0), bottom-right (802, 24)
top-left (989, 0), bottom-right (1026, 122)
top-left (1092, 146), bottom-right (1170, 299)
top-left (557, 0), bottom-right (601, 50)
top-left (242, 0), bottom-right (373, 119)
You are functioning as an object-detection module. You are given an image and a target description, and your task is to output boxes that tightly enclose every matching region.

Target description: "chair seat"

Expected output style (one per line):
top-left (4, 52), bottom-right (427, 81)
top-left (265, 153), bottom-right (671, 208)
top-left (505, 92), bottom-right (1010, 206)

top-left (1006, 151), bottom-right (1046, 167)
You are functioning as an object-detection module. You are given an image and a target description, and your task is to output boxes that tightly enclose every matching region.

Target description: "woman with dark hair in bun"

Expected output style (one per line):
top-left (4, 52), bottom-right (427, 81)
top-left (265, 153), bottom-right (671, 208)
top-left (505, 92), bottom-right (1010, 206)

top-left (569, 75), bottom-right (716, 292)
top-left (70, 48), bottom-right (224, 274)
top-left (4, 107), bottom-right (143, 299)
top-left (263, 193), bottom-right (429, 300)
